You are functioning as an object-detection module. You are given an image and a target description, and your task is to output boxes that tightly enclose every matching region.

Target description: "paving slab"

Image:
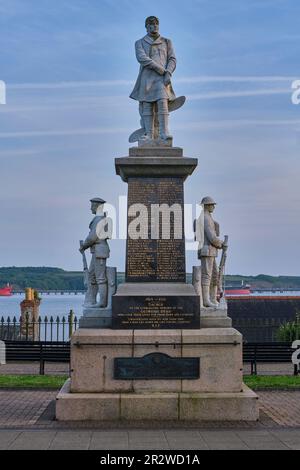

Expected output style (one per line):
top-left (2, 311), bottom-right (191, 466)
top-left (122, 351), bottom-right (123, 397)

top-left (49, 431), bottom-right (92, 450)
top-left (8, 430), bottom-right (57, 450)
top-left (167, 440), bottom-right (209, 450)
top-left (237, 431), bottom-right (289, 450)
top-left (129, 444), bottom-right (171, 450)
top-left (128, 430), bottom-right (169, 450)
top-left (89, 431), bottom-right (129, 450)
top-left (165, 430), bottom-right (209, 450)
top-left (260, 391), bottom-right (300, 427)
top-left (270, 430), bottom-right (300, 450)
top-left (0, 389), bottom-right (56, 428)
top-left (199, 430), bottom-right (249, 450)
top-left (1, 429), bottom-right (300, 449)
top-left (0, 431), bottom-right (21, 449)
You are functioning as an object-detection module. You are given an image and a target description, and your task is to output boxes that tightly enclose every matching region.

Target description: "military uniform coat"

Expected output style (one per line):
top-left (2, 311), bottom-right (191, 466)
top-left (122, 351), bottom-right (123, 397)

top-left (130, 34), bottom-right (177, 103)
top-left (83, 215), bottom-right (110, 259)
top-left (199, 212), bottom-right (221, 258)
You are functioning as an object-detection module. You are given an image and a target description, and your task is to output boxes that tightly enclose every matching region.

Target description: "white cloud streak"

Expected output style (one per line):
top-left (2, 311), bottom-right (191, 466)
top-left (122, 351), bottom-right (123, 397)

top-left (0, 87), bottom-right (292, 114)
top-left (187, 88), bottom-right (290, 100)
top-left (1, 120), bottom-right (299, 139)
top-left (0, 127), bottom-right (130, 138)
top-left (7, 76), bottom-right (298, 90)
top-left (8, 80), bottom-right (134, 90)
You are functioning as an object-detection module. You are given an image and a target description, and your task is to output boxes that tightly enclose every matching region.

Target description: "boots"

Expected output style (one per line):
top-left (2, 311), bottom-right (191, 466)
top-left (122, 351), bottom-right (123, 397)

top-left (158, 113), bottom-right (172, 141)
top-left (210, 285), bottom-right (219, 307)
top-left (84, 283), bottom-right (98, 307)
top-left (140, 114), bottom-right (154, 141)
top-left (202, 285), bottom-right (215, 308)
top-left (95, 282), bottom-right (108, 308)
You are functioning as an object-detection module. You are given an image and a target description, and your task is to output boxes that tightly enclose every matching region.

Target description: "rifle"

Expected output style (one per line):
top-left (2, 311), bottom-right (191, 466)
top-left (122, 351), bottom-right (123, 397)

top-left (217, 235), bottom-right (228, 299)
top-left (80, 240), bottom-right (89, 289)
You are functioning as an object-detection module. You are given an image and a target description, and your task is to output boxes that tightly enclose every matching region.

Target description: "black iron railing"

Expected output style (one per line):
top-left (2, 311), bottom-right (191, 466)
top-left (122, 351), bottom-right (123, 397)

top-left (0, 310), bottom-right (78, 342)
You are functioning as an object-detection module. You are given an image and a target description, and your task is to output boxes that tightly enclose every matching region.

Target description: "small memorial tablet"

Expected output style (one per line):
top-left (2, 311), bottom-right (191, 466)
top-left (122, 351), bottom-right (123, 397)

top-left (114, 353), bottom-right (200, 380)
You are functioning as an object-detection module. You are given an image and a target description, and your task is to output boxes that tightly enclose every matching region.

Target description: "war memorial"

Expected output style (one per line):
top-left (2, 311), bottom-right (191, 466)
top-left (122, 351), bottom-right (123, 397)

top-left (56, 16), bottom-right (259, 422)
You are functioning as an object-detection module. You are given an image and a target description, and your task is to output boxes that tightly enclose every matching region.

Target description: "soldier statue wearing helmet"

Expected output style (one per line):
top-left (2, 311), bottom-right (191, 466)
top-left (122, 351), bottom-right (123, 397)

top-left (79, 197), bottom-right (112, 308)
top-left (194, 196), bottom-right (227, 308)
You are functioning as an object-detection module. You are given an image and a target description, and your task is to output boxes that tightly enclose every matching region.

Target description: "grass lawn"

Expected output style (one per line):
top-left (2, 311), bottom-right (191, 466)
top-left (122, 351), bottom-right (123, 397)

top-left (0, 374), bottom-right (299, 389)
top-left (0, 375), bottom-right (68, 388)
top-left (244, 375), bottom-right (300, 390)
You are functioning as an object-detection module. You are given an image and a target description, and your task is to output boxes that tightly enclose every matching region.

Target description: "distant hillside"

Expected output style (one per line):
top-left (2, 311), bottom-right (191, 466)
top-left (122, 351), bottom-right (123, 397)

top-left (1, 267), bottom-right (300, 291)
top-left (224, 274), bottom-right (300, 289)
top-left (0, 267), bottom-right (84, 290)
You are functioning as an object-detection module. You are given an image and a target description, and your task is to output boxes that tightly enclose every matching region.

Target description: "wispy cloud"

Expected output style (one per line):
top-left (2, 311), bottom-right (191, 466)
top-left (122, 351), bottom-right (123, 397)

top-left (0, 127), bottom-right (130, 138)
top-left (1, 119), bottom-right (299, 139)
top-left (8, 80), bottom-right (134, 90)
top-left (177, 76), bottom-right (298, 84)
top-left (8, 76), bottom-right (297, 90)
top-left (177, 119), bottom-right (300, 130)
top-left (0, 95), bottom-right (129, 113)
top-left (1, 80), bottom-right (293, 115)
top-left (187, 88), bottom-right (290, 100)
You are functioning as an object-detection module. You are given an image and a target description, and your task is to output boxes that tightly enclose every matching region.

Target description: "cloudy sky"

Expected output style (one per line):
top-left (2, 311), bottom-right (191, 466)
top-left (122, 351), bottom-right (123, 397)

top-left (0, 0), bottom-right (300, 276)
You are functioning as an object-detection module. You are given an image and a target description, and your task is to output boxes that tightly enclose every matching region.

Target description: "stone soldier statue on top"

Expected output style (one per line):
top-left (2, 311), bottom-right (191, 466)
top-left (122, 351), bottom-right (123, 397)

top-left (79, 197), bottom-right (112, 308)
top-left (129, 16), bottom-right (185, 145)
top-left (194, 196), bottom-right (228, 308)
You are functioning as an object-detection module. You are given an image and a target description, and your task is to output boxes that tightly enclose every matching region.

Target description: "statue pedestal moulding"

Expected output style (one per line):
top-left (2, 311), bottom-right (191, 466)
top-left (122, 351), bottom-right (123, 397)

top-left (56, 16), bottom-right (259, 422)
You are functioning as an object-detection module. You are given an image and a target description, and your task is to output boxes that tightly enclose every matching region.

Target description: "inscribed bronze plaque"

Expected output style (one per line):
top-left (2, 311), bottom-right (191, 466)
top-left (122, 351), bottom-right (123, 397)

top-left (112, 295), bottom-right (200, 329)
top-left (114, 353), bottom-right (200, 380)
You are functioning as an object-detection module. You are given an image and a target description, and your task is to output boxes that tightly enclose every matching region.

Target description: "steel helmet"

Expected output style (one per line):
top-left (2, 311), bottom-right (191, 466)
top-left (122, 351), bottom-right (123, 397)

top-left (201, 196), bottom-right (217, 205)
top-left (90, 197), bottom-right (106, 204)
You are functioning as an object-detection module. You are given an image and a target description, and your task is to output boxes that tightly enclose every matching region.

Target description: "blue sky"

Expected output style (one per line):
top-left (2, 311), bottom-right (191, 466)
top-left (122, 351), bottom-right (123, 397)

top-left (0, 0), bottom-right (300, 275)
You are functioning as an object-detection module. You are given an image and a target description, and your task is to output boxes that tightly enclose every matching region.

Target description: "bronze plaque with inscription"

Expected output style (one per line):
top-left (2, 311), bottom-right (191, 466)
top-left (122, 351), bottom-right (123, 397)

top-left (112, 295), bottom-right (200, 329)
top-left (114, 353), bottom-right (200, 379)
top-left (126, 177), bottom-right (186, 282)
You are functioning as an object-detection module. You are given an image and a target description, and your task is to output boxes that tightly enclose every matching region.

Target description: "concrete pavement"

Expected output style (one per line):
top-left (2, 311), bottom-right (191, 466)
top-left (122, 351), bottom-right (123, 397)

top-left (1, 428), bottom-right (300, 450)
top-left (0, 388), bottom-right (300, 450)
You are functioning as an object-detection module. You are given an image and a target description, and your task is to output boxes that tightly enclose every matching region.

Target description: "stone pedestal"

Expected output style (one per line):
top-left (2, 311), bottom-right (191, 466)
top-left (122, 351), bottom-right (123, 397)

top-left (57, 380), bottom-right (257, 422)
top-left (192, 265), bottom-right (232, 327)
top-left (56, 327), bottom-right (259, 421)
top-left (113, 147), bottom-right (200, 330)
top-left (56, 145), bottom-right (258, 423)
top-left (200, 303), bottom-right (232, 328)
top-left (115, 147), bottom-right (197, 284)
top-left (112, 283), bottom-right (200, 329)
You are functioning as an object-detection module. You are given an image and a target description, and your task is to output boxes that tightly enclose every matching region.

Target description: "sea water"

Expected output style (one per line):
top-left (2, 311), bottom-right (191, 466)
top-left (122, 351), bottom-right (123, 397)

top-left (1, 290), bottom-right (300, 320)
top-left (0, 293), bottom-right (85, 320)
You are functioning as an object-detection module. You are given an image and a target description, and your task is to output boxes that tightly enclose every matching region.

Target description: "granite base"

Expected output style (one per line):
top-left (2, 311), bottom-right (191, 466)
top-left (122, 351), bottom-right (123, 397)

top-left (56, 380), bottom-right (258, 422)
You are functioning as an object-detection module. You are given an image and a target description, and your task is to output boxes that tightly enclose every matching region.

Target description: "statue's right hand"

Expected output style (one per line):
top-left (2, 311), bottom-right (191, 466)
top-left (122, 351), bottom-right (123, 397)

top-left (164, 71), bottom-right (171, 85)
top-left (216, 239), bottom-right (223, 249)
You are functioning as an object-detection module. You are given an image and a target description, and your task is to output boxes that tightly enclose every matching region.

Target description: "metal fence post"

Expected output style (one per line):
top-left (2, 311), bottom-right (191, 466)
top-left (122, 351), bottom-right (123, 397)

top-left (68, 309), bottom-right (74, 338)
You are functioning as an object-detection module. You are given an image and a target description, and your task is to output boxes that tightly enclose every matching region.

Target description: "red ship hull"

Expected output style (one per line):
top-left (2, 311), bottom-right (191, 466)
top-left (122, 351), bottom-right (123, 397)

top-left (0, 286), bottom-right (12, 296)
top-left (225, 288), bottom-right (251, 296)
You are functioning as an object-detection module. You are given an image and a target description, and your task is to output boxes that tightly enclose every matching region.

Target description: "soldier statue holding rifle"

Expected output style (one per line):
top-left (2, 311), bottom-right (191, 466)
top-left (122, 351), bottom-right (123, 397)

top-left (194, 196), bottom-right (228, 308)
top-left (79, 197), bottom-right (112, 308)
